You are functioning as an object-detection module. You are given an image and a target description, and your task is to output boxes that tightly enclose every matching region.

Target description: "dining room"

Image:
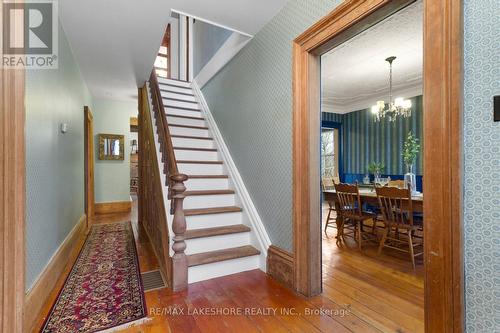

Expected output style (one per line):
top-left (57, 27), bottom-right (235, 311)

top-left (319, 1), bottom-right (425, 331)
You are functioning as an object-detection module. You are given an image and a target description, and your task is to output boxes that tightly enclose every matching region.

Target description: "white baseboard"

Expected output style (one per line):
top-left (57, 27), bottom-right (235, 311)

top-left (192, 80), bottom-right (272, 269)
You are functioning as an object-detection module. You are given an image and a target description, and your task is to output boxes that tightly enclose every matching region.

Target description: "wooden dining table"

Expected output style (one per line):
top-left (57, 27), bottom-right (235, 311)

top-left (323, 188), bottom-right (423, 240)
top-left (323, 188), bottom-right (423, 212)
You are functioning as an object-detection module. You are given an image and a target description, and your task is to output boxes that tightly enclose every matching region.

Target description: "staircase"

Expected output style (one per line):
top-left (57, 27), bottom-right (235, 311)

top-left (149, 76), bottom-right (263, 284)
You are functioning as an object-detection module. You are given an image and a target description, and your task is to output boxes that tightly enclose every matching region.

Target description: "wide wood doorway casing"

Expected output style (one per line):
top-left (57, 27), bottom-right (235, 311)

top-left (84, 106), bottom-right (95, 226)
top-left (292, 1), bottom-right (464, 332)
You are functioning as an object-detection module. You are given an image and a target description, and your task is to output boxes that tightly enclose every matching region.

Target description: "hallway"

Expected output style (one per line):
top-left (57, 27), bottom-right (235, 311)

top-left (32, 199), bottom-right (424, 333)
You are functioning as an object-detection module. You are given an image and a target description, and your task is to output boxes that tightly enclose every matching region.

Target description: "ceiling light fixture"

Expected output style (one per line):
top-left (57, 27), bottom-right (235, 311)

top-left (371, 56), bottom-right (412, 122)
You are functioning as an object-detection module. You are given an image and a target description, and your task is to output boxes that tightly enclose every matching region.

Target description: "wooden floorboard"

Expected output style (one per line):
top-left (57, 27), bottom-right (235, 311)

top-left (33, 199), bottom-right (423, 333)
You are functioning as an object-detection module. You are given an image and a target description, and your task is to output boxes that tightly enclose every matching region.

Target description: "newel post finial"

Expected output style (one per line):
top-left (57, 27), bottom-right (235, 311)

top-left (170, 173), bottom-right (189, 291)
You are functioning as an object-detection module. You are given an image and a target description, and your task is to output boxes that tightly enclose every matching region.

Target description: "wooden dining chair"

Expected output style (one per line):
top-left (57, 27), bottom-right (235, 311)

top-left (375, 186), bottom-right (423, 269)
top-left (334, 183), bottom-right (376, 250)
top-left (387, 179), bottom-right (405, 188)
top-left (322, 178), bottom-right (337, 234)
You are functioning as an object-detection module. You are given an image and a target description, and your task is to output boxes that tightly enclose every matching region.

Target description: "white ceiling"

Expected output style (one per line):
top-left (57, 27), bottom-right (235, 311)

top-left (59, 0), bottom-right (288, 102)
top-left (169, 0), bottom-right (288, 36)
top-left (321, 1), bottom-right (423, 114)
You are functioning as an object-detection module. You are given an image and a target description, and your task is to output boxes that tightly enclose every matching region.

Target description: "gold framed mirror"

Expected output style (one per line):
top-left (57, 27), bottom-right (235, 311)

top-left (98, 134), bottom-right (124, 160)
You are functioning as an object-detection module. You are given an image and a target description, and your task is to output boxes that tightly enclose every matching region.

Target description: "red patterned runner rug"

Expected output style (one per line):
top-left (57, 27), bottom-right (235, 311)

top-left (41, 221), bottom-right (147, 333)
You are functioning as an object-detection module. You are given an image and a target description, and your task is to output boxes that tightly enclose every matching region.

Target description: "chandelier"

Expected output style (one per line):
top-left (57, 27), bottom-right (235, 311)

top-left (371, 56), bottom-right (412, 122)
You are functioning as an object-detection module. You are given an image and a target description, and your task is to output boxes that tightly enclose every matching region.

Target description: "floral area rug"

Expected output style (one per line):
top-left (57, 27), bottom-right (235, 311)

top-left (41, 221), bottom-right (147, 333)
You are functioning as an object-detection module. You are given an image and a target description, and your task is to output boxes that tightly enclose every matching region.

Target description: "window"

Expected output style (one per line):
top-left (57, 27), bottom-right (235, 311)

top-left (321, 128), bottom-right (339, 179)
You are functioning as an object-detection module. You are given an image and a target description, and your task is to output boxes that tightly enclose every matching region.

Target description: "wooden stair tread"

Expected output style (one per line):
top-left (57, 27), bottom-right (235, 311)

top-left (169, 124), bottom-right (208, 130)
top-left (184, 206), bottom-right (242, 216)
top-left (185, 225), bottom-right (250, 240)
top-left (164, 97), bottom-right (199, 104)
top-left (185, 189), bottom-right (235, 196)
top-left (166, 114), bottom-right (205, 121)
top-left (188, 175), bottom-right (229, 179)
top-left (158, 77), bottom-right (191, 84)
top-left (187, 246), bottom-right (260, 267)
top-left (174, 147), bottom-right (217, 152)
top-left (164, 105), bottom-right (201, 112)
top-left (177, 160), bottom-right (223, 165)
top-left (158, 83), bottom-right (192, 91)
top-left (160, 89), bottom-right (194, 96)
top-left (171, 134), bottom-right (213, 140)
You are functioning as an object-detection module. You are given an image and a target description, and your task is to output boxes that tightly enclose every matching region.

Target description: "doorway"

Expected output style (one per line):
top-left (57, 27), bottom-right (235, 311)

top-left (292, 0), bottom-right (464, 332)
top-left (84, 106), bottom-right (95, 227)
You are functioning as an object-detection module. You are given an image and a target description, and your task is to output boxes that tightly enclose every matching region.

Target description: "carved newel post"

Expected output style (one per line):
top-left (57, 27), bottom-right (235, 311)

top-left (170, 173), bottom-right (189, 291)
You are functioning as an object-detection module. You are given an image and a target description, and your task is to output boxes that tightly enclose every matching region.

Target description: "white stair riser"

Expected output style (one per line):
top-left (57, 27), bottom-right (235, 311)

top-left (188, 256), bottom-right (260, 284)
top-left (159, 85), bottom-right (193, 95)
top-left (167, 116), bottom-right (206, 127)
top-left (185, 232), bottom-right (251, 255)
top-left (184, 178), bottom-right (228, 191)
top-left (161, 92), bottom-right (196, 102)
top-left (184, 194), bottom-right (235, 209)
top-left (166, 108), bottom-right (202, 118)
top-left (178, 163), bottom-right (223, 175)
top-left (186, 212), bottom-right (243, 230)
top-left (171, 137), bottom-right (214, 149)
top-left (169, 126), bottom-right (210, 137)
top-left (163, 99), bottom-right (200, 110)
top-left (158, 77), bottom-right (191, 88)
top-left (174, 149), bottom-right (219, 161)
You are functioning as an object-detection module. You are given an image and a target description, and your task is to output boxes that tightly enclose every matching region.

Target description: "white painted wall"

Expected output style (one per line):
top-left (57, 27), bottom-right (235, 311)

top-left (169, 17), bottom-right (179, 80)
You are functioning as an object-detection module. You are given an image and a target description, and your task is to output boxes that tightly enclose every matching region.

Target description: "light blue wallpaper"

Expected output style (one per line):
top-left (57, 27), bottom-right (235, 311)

top-left (25, 23), bottom-right (93, 290)
top-left (193, 20), bottom-right (232, 77)
top-left (463, 0), bottom-right (500, 331)
top-left (93, 98), bottom-right (138, 203)
top-left (202, 0), bottom-right (499, 327)
top-left (202, 0), bottom-right (343, 252)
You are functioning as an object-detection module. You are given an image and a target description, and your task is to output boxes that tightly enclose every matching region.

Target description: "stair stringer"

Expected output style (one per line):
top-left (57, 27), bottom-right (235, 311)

top-left (146, 83), bottom-right (175, 247)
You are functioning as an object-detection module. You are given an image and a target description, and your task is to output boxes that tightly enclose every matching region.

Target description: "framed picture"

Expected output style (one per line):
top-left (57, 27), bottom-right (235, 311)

top-left (98, 134), bottom-right (125, 160)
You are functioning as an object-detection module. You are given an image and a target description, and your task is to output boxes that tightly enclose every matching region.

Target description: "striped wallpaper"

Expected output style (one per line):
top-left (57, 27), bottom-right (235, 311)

top-left (322, 95), bottom-right (423, 176)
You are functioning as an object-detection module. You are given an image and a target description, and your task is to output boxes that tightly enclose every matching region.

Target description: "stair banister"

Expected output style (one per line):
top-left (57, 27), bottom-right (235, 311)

top-left (148, 69), bottom-right (189, 291)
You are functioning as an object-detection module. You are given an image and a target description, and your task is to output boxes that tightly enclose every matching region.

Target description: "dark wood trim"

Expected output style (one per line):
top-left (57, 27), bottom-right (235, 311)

top-left (84, 106), bottom-right (95, 226)
top-left (267, 246), bottom-right (294, 290)
top-left (1, 0), bottom-right (26, 328)
top-left (138, 85), bottom-right (173, 288)
top-left (423, 1), bottom-right (464, 331)
top-left (94, 200), bottom-right (132, 215)
top-left (292, 0), bottom-right (464, 332)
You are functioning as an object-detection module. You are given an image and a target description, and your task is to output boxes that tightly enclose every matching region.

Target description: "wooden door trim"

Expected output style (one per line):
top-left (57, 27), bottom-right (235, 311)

top-left (84, 106), bottom-right (95, 226)
top-left (292, 0), bottom-right (464, 332)
top-left (1, 3), bottom-right (26, 330)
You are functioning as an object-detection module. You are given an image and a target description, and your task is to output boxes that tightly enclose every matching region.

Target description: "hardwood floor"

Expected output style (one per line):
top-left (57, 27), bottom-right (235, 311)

top-left (34, 199), bottom-right (423, 333)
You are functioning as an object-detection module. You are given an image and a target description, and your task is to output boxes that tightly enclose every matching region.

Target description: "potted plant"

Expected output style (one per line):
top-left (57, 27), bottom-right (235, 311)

top-left (368, 162), bottom-right (385, 183)
top-left (402, 131), bottom-right (420, 193)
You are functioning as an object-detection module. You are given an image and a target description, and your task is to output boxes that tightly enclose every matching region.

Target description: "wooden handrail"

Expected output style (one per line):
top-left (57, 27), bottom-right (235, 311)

top-left (147, 69), bottom-right (189, 291)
